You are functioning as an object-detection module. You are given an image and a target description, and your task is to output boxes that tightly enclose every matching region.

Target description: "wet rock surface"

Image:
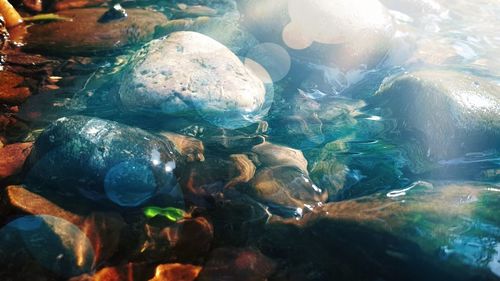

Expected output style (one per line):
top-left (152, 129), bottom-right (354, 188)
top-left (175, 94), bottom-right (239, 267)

top-left (118, 31), bottom-right (267, 129)
top-left (0, 0), bottom-right (499, 280)
top-left (150, 263), bottom-right (202, 281)
top-left (52, 0), bottom-right (107, 11)
top-left (140, 216), bottom-right (214, 263)
top-left (251, 141), bottom-right (309, 173)
top-left (24, 115), bottom-right (181, 206)
top-left (0, 214), bottom-right (96, 278)
top-left (24, 8), bottom-right (169, 55)
top-left (197, 247), bottom-right (276, 281)
top-left (373, 70), bottom-right (500, 160)
top-left (2, 185), bottom-right (125, 264)
top-left (69, 263), bottom-right (153, 281)
top-left (261, 182), bottom-right (500, 281)
top-left (0, 142), bottom-right (32, 181)
top-left (0, 71), bottom-right (31, 105)
top-left (248, 165), bottom-right (327, 217)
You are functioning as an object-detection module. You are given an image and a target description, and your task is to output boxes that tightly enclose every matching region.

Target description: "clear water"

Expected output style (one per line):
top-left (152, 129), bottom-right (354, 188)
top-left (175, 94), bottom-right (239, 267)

top-left (2, 0), bottom-right (500, 280)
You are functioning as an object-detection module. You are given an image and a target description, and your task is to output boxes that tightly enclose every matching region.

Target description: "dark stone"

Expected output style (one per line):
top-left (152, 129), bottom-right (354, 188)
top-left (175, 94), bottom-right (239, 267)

top-left (98, 4), bottom-right (128, 23)
top-left (24, 115), bottom-right (182, 206)
top-left (197, 247), bottom-right (276, 281)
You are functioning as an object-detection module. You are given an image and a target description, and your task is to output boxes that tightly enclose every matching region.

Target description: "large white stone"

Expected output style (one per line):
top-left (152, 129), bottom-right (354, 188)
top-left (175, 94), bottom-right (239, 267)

top-left (119, 31), bottom-right (267, 129)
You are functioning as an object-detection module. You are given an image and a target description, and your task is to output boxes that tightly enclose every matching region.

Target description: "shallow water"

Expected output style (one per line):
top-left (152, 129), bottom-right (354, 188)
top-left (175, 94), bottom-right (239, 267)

top-left (1, 0), bottom-right (500, 280)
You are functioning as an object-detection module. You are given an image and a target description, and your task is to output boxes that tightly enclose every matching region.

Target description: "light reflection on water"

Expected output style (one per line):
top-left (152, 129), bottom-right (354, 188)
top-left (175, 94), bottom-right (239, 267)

top-left (2, 0), bottom-right (500, 280)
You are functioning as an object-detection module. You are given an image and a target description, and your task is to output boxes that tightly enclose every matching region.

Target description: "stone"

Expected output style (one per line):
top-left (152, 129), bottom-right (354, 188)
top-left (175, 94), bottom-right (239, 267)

top-left (0, 214), bottom-right (95, 278)
top-left (0, 142), bottom-right (32, 180)
top-left (0, 114), bottom-right (31, 143)
top-left (373, 70), bottom-right (500, 161)
top-left (225, 154), bottom-right (256, 188)
top-left (161, 132), bottom-right (205, 162)
top-left (268, 90), bottom-right (365, 148)
top-left (53, 0), bottom-right (107, 11)
top-left (309, 154), bottom-right (348, 196)
top-left (22, 0), bottom-right (43, 12)
top-left (150, 263), bottom-right (202, 281)
top-left (181, 0), bottom-right (237, 13)
top-left (262, 181), bottom-right (500, 280)
top-left (140, 217), bottom-right (213, 263)
top-left (0, 71), bottom-right (31, 105)
top-left (24, 8), bottom-right (169, 55)
top-left (251, 142), bottom-right (308, 174)
top-left (175, 4), bottom-right (218, 17)
top-left (24, 115), bottom-right (181, 207)
top-left (3, 185), bottom-right (125, 265)
top-left (118, 31), bottom-right (267, 129)
top-left (69, 263), bottom-right (153, 281)
top-left (197, 247), bottom-right (276, 281)
top-left (248, 165), bottom-right (327, 217)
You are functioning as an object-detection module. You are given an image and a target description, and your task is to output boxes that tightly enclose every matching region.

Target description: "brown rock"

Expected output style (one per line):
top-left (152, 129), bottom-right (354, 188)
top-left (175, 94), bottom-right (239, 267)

top-left (197, 247), bottom-right (276, 281)
top-left (163, 217), bottom-right (213, 262)
top-left (70, 263), bottom-right (154, 281)
top-left (53, 0), bottom-right (107, 11)
top-left (0, 142), bottom-right (32, 180)
top-left (150, 263), bottom-right (202, 281)
top-left (3, 50), bottom-right (55, 66)
top-left (0, 114), bottom-right (30, 146)
top-left (261, 182), bottom-right (500, 281)
top-left (23, 0), bottom-right (43, 12)
top-left (225, 154), bottom-right (256, 188)
top-left (0, 71), bottom-right (31, 105)
top-left (3, 185), bottom-right (125, 264)
top-left (140, 217), bottom-right (213, 263)
top-left (25, 8), bottom-right (169, 55)
top-left (251, 142), bottom-right (309, 174)
top-left (161, 132), bottom-right (205, 162)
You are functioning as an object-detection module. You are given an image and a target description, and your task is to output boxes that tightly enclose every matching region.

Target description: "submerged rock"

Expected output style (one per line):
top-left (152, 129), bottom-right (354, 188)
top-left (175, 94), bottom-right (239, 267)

top-left (0, 215), bottom-right (95, 278)
top-left (138, 216), bottom-right (213, 263)
top-left (226, 154), bottom-right (256, 188)
top-left (69, 263), bottom-right (153, 281)
top-left (197, 247), bottom-right (276, 281)
top-left (0, 71), bottom-right (31, 105)
top-left (24, 115), bottom-right (181, 207)
top-left (150, 263), bottom-right (202, 281)
top-left (248, 165), bottom-right (327, 217)
top-left (52, 0), bottom-right (107, 11)
top-left (373, 70), bottom-right (500, 161)
top-left (0, 142), bottom-right (32, 181)
top-left (24, 8), bottom-right (168, 55)
top-left (118, 31), bottom-right (268, 129)
top-left (268, 90), bottom-right (365, 149)
top-left (262, 181), bottom-right (500, 281)
top-left (251, 141), bottom-right (309, 174)
top-left (160, 132), bottom-right (205, 162)
top-left (3, 185), bottom-right (125, 265)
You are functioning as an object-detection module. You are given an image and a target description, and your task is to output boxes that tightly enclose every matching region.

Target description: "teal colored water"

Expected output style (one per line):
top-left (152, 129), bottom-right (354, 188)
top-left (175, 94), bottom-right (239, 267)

top-left (1, 0), bottom-right (500, 280)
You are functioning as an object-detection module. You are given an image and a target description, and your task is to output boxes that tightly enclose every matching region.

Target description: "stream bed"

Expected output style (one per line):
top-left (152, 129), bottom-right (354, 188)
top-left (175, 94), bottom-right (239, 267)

top-left (0, 0), bottom-right (499, 280)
